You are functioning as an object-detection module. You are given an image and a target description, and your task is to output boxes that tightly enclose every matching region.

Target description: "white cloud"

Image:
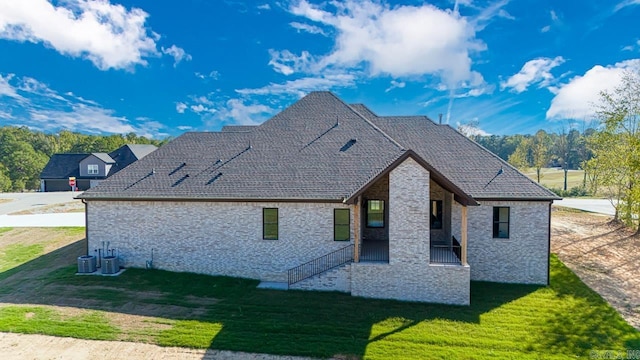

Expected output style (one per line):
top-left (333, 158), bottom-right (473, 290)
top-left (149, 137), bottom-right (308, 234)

top-left (193, 96), bottom-right (213, 105)
top-left (546, 59), bottom-right (640, 120)
top-left (622, 40), bottom-right (640, 52)
top-left (0, 74), bottom-right (22, 99)
top-left (176, 102), bottom-right (187, 113)
top-left (162, 45), bottom-right (192, 67)
top-left (190, 104), bottom-right (216, 114)
top-left (30, 103), bottom-right (164, 137)
top-left (501, 56), bottom-right (565, 93)
top-left (177, 125), bottom-right (192, 131)
top-left (289, 22), bottom-right (326, 35)
top-left (0, 72), bottom-right (164, 135)
top-left (0, 0), bottom-right (165, 70)
top-left (257, 4), bottom-right (271, 10)
top-left (288, 0), bottom-right (487, 86)
top-left (0, 109), bottom-right (13, 119)
top-left (195, 70), bottom-right (220, 80)
top-left (236, 74), bottom-right (356, 97)
top-left (210, 99), bottom-right (274, 126)
top-left (268, 49), bottom-right (315, 76)
top-left (615, 0), bottom-right (640, 12)
top-left (385, 80), bottom-right (406, 92)
top-left (457, 121), bottom-right (490, 136)
top-left (540, 25), bottom-right (551, 33)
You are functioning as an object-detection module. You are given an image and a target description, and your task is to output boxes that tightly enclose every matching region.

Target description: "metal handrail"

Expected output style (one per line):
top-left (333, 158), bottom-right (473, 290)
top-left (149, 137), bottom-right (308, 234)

top-left (430, 236), bottom-right (462, 264)
top-left (287, 244), bottom-right (354, 285)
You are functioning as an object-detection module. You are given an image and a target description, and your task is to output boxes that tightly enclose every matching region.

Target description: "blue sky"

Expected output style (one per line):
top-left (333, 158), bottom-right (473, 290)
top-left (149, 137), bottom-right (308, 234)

top-left (1, 0), bottom-right (639, 138)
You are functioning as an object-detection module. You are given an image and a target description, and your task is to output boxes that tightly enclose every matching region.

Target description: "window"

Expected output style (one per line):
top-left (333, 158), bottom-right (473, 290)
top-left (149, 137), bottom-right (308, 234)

top-left (366, 200), bottom-right (384, 228)
top-left (334, 209), bottom-right (350, 241)
top-left (493, 207), bottom-right (510, 238)
top-left (430, 200), bottom-right (443, 229)
top-left (87, 164), bottom-right (99, 175)
top-left (263, 208), bottom-right (278, 240)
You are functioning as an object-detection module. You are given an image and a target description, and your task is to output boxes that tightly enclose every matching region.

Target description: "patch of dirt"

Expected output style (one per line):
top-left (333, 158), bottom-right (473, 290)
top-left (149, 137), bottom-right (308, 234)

top-left (0, 332), bottom-right (318, 360)
top-left (9, 202), bottom-right (85, 215)
top-left (551, 207), bottom-right (640, 329)
top-left (0, 198), bottom-right (12, 204)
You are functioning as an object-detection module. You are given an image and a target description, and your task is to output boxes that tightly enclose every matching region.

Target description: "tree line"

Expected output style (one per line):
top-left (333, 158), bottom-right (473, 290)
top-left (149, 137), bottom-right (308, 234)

top-left (0, 127), bottom-right (167, 192)
top-left (469, 128), bottom-right (594, 186)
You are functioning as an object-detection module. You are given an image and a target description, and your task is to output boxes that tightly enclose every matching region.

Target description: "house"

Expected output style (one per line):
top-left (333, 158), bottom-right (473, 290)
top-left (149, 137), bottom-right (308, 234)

top-left (78, 92), bottom-right (559, 305)
top-left (40, 144), bottom-right (157, 192)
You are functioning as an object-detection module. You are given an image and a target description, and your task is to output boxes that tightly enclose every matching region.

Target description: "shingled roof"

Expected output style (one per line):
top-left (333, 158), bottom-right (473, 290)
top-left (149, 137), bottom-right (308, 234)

top-left (79, 92), bottom-right (558, 202)
top-left (40, 154), bottom-right (88, 179)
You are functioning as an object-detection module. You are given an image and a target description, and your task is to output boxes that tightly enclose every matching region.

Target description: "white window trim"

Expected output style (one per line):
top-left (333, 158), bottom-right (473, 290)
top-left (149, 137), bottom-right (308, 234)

top-left (87, 164), bottom-right (99, 175)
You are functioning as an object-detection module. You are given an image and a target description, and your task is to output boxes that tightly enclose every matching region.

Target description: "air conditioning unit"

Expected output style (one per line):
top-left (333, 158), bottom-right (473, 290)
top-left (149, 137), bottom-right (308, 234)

top-left (101, 256), bottom-right (119, 274)
top-left (77, 255), bottom-right (96, 273)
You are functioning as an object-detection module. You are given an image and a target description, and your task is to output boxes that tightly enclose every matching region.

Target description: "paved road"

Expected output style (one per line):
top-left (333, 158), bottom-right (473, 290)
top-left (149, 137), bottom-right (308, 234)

top-left (0, 192), bottom-right (85, 227)
top-left (0, 213), bottom-right (85, 227)
top-left (553, 198), bottom-right (616, 216)
top-left (0, 192), bottom-right (82, 215)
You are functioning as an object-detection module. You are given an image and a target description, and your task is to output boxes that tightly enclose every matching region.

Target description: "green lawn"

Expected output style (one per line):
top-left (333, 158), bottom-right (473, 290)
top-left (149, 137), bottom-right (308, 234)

top-left (0, 234), bottom-right (637, 360)
top-left (523, 168), bottom-right (585, 190)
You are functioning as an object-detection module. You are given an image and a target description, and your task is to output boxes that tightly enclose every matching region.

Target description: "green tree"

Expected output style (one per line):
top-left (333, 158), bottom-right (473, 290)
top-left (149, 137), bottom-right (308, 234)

top-left (531, 130), bottom-right (552, 183)
top-left (508, 137), bottom-right (532, 169)
top-left (587, 70), bottom-right (640, 233)
top-left (0, 164), bottom-right (11, 192)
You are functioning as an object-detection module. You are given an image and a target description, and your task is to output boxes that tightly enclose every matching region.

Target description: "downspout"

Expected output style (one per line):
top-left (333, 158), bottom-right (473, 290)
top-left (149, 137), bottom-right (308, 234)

top-left (82, 199), bottom-right (88, 256)
top-left (547, 201), bottom-right (552, 286)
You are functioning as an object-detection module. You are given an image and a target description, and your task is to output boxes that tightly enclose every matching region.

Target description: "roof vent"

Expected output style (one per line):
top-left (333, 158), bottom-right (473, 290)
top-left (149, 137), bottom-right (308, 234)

top-left (206, 172), bottom-right (223, 185)
top-left (169, 162), bottom-right (186, 176)
top-left (340, 138), bottom-right (357, 152)
top-left (172, 174), bottom-right (189, 187)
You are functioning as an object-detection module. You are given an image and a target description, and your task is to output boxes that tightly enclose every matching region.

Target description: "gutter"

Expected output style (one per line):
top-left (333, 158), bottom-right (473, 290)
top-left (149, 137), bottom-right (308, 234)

top-left (81, 198), bottom-right (88, 256)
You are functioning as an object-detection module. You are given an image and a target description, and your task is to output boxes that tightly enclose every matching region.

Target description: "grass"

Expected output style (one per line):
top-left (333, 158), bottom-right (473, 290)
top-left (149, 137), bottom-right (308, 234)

top-left (1, 242), bottom-right (638, 360)
top-left (0, 243), bottom-right (45, 272)
top-left (0, 227), bottom-right (13, 235)
top-left (523, 168), bottom-right (585, 190)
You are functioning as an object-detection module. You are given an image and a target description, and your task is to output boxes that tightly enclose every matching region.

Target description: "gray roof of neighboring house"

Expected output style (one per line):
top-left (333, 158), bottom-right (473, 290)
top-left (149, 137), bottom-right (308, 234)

top-left (108, 144), bottom-right (157, 176)
top-left (40, 154), bottom-right (88, 179)
top-left (79, 92), bottom-right (558, 202)
top-left (125, 144), bottom-right (158, 160)
top-left (90, 153), bottom-right (115, 164)
top-left (41, 144), bottom-right (157, 181)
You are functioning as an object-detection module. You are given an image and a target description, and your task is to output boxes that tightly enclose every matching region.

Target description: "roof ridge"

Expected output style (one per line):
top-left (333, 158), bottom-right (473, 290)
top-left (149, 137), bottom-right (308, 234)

top-left (436, 124), bottom-right (558, 198)
top-left (327, 92), bottom-right (405, 151)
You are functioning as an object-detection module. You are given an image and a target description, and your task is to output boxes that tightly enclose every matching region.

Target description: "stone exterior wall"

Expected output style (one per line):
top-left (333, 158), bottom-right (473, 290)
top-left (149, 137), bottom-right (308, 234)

top-left (351, 157), bottom-right (470, 305)
top-left (87, 201), bottom-right (354, 282)
top-left (460, 200), bottom-right (550, 285)
top-left (361, 173), bottom-right (389, 241)
top-left (351, 262), bottom-right (470, 305)
top-left (289, 263), bottom-right (351, 292)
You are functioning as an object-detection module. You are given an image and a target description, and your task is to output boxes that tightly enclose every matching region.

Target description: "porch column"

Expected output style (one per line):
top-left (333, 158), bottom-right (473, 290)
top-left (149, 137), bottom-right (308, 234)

top-left (354, 196), bottom-right (361, 262)
top-left (461, 205), bottom-right (468, 266)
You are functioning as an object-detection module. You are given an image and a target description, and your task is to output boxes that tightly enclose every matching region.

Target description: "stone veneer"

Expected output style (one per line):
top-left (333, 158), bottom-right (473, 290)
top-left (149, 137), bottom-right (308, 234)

top-left (452, 200), bottom-right (550, 284)
top-left (87, 201), bottom-right (353, 282)
top-left (351, 157), bottom-right (470, 305)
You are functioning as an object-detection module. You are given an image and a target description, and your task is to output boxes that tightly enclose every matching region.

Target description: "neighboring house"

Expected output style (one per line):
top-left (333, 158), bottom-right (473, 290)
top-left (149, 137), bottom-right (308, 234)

top-left (40, 144), bottom-right (157, 192)
top-left (78, 92), bottom-right (559, 305)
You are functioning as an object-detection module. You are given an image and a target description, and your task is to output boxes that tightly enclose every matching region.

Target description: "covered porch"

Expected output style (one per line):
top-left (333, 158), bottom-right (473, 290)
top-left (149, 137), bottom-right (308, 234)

top-left (350, 172), bottom-right (471, 266)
